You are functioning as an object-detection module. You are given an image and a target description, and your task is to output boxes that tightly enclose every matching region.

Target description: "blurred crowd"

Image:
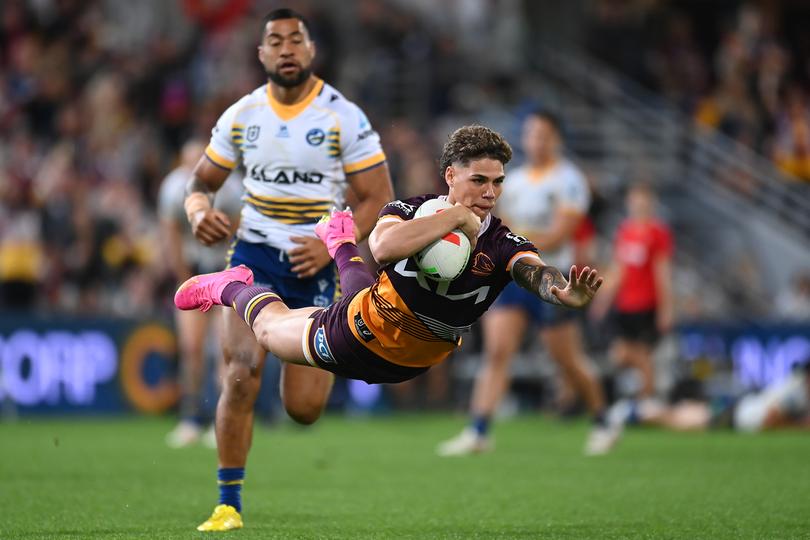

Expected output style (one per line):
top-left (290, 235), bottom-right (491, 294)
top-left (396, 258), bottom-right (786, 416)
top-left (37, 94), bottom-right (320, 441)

top-left (587, 0), bottom-right (810, 183)
top-left (1, 0), bottom-right (808, 325)
top-left (0, 0), bottom-right (515, 316)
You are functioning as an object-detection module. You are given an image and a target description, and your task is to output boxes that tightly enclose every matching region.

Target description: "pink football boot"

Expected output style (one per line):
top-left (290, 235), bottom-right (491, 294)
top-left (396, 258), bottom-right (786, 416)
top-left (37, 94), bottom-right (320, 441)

top-left (315, 208), bottom-right (356, 258)
top-left (174, 265), bottom-right (254, 312)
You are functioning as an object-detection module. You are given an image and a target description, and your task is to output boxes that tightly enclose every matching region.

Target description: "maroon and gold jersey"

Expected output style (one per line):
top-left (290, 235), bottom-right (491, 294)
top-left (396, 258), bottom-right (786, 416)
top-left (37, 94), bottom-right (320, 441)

top-left (343, 195), bottom-right (540, 368)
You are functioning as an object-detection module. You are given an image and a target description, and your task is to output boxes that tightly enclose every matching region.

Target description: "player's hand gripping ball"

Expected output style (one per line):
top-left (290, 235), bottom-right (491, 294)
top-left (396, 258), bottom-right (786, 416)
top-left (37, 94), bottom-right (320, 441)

top-left (413, 198), bottom-right (472, 281)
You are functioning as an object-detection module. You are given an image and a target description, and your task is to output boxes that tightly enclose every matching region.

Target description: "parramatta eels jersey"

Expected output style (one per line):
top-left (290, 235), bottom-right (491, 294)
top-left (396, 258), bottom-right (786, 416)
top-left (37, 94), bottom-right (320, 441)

top-left (345, 195), bottom-right (541, 367)
top-left (497, 160), bottom-right (589, 269)
top-left (204, 78), bottom-right (386, 251)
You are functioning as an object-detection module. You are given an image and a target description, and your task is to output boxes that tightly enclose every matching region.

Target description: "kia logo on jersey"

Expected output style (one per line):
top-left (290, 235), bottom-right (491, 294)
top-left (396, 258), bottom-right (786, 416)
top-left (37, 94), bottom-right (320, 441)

top-left (246, 125), bottom-right (261, 142)
top-left (306, 128), bottom-right (325, 146)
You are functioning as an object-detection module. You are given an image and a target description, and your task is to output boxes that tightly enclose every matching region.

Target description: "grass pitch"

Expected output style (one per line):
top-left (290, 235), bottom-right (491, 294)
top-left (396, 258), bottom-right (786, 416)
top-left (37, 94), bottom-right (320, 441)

top-left (1, 414), bottom-right (808, 539)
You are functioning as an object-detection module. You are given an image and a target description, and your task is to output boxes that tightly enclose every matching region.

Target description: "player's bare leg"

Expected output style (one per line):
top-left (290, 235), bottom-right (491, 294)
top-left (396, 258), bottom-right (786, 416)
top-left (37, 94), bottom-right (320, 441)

top-left (166, 308), bottom-right (209, 448)
top-left (541, 322), bottom-right (604, 414)
top-left (472, 309), bottom-right (529, 418)
top-left (189, 309), bottom-right (267, 532)
top-left (611, 338), bottom-right (655, 398)
top-left (217, 309), bottom-right (268, 467)
top-left (540, 322), bottom-right (618, 455)
top-left (280, 364), bottom-right (333, 425)
top-left (437, 308), bottom-right (528, 456)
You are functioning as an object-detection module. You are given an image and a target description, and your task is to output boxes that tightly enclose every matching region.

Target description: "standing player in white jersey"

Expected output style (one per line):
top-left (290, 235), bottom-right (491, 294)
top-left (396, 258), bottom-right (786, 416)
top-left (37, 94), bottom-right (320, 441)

top-left (159, 139), bottom-right (243, 449)
top-left (183, 9), bottom-right (394, 532)
top-left (438, 110), bottom-right (615, 456)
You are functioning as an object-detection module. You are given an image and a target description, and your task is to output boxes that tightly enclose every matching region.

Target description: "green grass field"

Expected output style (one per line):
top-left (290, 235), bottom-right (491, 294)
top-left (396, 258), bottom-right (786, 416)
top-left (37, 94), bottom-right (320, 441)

top-left (1, 414), bottom-right (809, 539)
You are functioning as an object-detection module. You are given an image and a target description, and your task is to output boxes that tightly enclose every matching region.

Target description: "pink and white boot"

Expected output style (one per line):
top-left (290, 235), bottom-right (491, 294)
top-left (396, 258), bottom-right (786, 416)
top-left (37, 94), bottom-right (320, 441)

top-left (174, 265), bottom-right (254, 312)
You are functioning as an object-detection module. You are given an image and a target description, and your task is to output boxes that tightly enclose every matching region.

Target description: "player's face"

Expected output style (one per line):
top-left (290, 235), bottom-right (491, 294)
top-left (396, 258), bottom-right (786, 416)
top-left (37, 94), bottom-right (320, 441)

top-left (258, 18), bottom-right (315, 88)
top-left (445, 158), bottom-right (505, 219)
top-left (627, 188), bottom-right (654, 219)
top-left (522, 116), bottom-right (559, 163)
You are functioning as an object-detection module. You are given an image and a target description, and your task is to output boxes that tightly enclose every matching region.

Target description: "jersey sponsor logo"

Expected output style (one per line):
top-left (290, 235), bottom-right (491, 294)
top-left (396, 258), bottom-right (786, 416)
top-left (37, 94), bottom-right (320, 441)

top-left (353, 312), bottom-right (375, 343)
top-left (471, 252), bottom-right (495, 277)
top-left (247, 125), bottom-right (261, 142)
top-left (317, 279), bottom-right (329, 292)
top-left (313, 295), bottom-right (330, 307)
top-left (393, 260), bottom-right (491, 304)
top-left (314, 326), bottom-right (335, 363)
top-left (306, 128), bottom-right (325, 146)
top-left (248, 165), bottom-right (324, 184)
top-left (276, 125), bottom-right (289, 138)
top-left (505, 232), bottom-right (530, 245)
top-left (385, 200), bottom-right (415, 215)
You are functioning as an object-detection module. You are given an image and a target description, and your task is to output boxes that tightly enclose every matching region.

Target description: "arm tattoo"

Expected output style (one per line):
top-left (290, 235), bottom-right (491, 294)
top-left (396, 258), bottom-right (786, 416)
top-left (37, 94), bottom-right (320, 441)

top-left (512, 260), bottom-right (567, 306)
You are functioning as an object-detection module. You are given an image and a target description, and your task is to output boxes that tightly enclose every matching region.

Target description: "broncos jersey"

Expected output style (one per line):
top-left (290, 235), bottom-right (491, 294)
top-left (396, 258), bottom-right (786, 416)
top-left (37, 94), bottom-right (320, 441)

top-left (204, 78), bottom-right (386, 251)
top-left (497, 160), bottom-right (589, 269)
top-left (344, 195), bottom-right (541, 367)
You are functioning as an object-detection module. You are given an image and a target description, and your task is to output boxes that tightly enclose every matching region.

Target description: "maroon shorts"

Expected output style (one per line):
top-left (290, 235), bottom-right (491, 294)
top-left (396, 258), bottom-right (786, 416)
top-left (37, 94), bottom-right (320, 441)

top-left (303, 292), bottom-right (429, 384)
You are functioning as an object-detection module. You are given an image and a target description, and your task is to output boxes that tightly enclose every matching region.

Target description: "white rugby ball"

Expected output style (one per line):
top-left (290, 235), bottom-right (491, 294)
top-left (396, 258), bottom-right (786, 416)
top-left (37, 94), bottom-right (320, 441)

top-left (413, 198), bottom-right (471, 281)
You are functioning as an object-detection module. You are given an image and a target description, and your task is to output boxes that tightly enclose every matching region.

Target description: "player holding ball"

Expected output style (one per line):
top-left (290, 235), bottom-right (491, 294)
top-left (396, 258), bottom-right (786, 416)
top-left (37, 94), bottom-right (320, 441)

top-left (176, 124), bottom-right (602, 406)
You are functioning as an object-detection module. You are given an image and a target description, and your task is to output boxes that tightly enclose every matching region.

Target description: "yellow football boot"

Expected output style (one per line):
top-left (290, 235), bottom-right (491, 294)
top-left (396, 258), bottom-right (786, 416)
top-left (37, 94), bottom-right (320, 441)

top-left (196, 504), bottom-right (243, 532)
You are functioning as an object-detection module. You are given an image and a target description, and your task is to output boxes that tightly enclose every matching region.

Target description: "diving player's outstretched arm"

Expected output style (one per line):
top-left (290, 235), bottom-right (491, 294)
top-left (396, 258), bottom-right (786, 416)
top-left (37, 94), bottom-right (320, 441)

top-left (512, 259), bottom-right (603, 308)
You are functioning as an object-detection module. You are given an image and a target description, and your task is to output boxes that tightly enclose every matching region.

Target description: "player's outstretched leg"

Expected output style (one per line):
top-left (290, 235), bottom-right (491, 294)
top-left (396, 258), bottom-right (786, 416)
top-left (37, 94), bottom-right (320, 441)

top-left (315, 208), bottom-right (375, 296)
top-left (175, 265), bottom-right (289, 333)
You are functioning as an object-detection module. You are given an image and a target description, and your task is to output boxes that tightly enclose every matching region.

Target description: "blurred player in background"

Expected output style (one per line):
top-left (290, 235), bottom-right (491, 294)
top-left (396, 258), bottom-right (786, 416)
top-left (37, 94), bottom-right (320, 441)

top-left (183, 9), bottom-right (393, 532)
top-left (438, 110), bottom-right (613, 457)
top-left (158, 139), bottom-right (242, 448)
top-left (590, 182), bottom-right (674, 400)
top-left (608, 363), bottom-right (810, 433)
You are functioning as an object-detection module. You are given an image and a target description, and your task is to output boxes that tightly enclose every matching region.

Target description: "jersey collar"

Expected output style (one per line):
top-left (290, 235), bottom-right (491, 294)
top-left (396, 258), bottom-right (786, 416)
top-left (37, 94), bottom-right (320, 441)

top-left (267, 77), bottom-right (324, 121)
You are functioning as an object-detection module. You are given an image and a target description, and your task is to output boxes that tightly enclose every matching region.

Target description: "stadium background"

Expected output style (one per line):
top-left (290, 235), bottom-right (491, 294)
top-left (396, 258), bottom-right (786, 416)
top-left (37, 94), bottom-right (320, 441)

top-left (1, 1), bottom-right (809, 538)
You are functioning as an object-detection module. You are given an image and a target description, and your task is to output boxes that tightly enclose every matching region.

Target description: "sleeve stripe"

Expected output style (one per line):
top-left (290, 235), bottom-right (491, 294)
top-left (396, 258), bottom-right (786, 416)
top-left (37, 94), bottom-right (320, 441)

top-left (507, 251), bottom-right (542, 272)
top-left (344, 152), bottom-right (386, 174)
top-left (205, 146), bottom-right (236, 170)
top-left (345, 160), bottom-right (386, 176)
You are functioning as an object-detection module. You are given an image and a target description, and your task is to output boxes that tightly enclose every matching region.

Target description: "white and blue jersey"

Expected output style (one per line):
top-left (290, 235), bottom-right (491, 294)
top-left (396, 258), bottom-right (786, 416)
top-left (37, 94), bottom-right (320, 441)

top-left (205, 78), bottom-right (385, 251)
top-left (205, 78), bottom-right (386, 307)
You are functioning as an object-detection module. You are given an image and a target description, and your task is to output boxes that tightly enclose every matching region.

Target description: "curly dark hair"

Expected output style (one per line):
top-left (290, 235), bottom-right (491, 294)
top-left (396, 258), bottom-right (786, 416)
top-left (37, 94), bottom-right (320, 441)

top-left (438, 125), bottom-right (513, 179)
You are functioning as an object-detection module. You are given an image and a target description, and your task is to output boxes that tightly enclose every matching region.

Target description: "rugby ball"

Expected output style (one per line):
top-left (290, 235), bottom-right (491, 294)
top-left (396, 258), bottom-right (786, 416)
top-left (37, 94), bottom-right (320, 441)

top-left (413, 198), bottom-right (471, 281)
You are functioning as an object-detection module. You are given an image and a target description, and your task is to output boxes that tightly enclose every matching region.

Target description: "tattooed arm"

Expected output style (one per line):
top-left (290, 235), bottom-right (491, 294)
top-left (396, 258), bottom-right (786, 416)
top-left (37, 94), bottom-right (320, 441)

top-left (512, 259), bottom-right (603, 309)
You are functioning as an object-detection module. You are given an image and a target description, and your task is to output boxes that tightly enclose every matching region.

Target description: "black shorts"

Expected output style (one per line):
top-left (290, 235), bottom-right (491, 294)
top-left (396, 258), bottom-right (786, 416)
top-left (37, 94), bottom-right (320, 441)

top-left (612, 309), bottom-right (659, 345)
top-left (303, 292), bottom-right (429, 384)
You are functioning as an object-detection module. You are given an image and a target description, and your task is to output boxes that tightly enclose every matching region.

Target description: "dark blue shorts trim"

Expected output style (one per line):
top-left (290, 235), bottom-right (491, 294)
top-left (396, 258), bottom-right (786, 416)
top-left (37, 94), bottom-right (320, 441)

top-left (228, 239), bottom-right (338, 309)
top-left (492, 281), bottom-right (577, 326)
